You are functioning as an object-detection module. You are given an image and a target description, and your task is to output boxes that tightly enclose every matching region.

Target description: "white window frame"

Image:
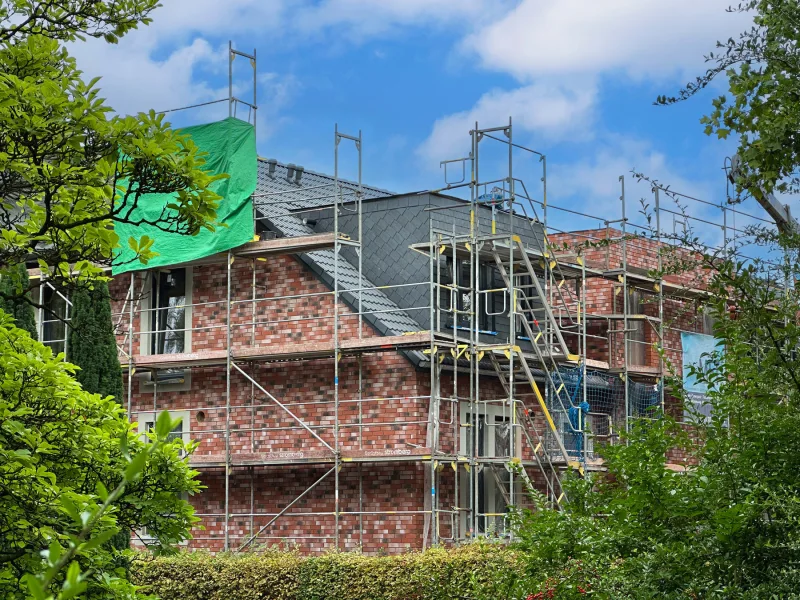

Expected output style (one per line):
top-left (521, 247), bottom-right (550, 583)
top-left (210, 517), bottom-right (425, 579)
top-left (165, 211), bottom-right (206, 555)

top-left (133, 409), bottom-right (191, 545)
top-left (36, 280), bottom-right (72, 357)
top-left (459, 402), bottom-right (521, 537)
top-left (140, 267), bottom-right (193, 356)
top-left (136, 410), bottom-right (192, 446)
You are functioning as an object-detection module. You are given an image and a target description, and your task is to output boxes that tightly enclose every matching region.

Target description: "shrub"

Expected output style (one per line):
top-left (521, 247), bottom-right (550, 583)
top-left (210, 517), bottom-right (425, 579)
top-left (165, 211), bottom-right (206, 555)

top-left (130, 543), bottom-right (525, 600)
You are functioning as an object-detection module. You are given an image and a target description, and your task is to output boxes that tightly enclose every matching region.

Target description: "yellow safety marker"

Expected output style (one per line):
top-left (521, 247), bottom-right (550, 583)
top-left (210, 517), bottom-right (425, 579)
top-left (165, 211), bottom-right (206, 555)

top-left (558, 279), bottom-right (566, 288)
top-left (615, 286), bottom-right (621, 296)
top-left (556, 383), bottom-right (564, 395)
top-left (654, 283), bottom-right (661, 292)
top-left (503, 349), bottom-right (511, 360)
top-left (341, 457), bottom-right (353, 462)
top-left (512, 234), bottom-right (522, 244)
top-left (439, 245), bottom-right (446, 254)
top-left (557, 493), bottom-right (565, 504)
top-left (229, 256), bottom-right (235, 265)
top-left (577, 304), bottom-right (581, 325)
top-left (576, 256), bottom-right (584, 266)
top-left (476, 351), bottom-right (485, 362)
top-left (451, 462), bottom-right (457, 472)
top-left (517, 350), bottom-right (560, 441)
top-left (549, 260), bottom-right (556, 269)
top-left (439, 353), bottom-right (445, 363)
top-left (535, 332), bottom-right (542, 343)
top-left (534, 443), bottom-right (542, 454)
top-left (567, 354), bottom-right (580, 362)
top-left (618, 274), bottom-right (624, 283)
top-left (257, 257), bottom-right (267, 262)
top-left (470, 210), bottom-right (475, 233)
top-left (492, 219), bottom-right (496, 234)
top-left (464, 464), bottom-right (471, 473)
top-left (253, 234), bottom-right (260, 242)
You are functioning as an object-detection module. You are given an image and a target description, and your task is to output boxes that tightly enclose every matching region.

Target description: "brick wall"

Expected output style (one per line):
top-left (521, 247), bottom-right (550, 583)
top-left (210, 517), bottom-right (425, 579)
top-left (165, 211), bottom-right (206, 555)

top-left (107, 228), bottom-right (711, 553)
top-left (110, 255), bottom-right (438, 553)
top-left (549, 229), bottom-right (711, 465)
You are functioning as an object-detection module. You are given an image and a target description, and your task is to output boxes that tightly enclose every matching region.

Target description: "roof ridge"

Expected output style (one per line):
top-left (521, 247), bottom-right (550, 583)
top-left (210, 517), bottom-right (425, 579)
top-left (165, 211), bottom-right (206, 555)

top-left (257, 156), bottom-right (394, 196)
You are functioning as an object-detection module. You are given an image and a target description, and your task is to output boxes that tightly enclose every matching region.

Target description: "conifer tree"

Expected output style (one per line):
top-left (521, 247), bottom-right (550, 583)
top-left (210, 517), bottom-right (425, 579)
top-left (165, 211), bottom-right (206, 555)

top-left (68, 280), bottom-right (127, 551)
top-left (67, 280), bottom-right (124, 402)
top-left (0, 262), bottom-right (37, 339)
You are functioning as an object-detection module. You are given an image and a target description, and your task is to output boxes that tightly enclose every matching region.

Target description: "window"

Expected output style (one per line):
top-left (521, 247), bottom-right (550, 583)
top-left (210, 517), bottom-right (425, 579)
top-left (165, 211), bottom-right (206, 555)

top-left (39, 284), bottom-right (70, 355)
top-left (514, 273), bottom-right (543, 338)
top-left (701, 306), bottom-right (716, 336)
top-left (460, 403), bottom-right (518, 536)
top-left (132, 410), bottom-right (191, 545)
top-left (440, 258), bottom-right (500, 333)
top-left (137, 410), bottom-right (191, 452)
top-left (143, 268), bottom-right (192, 356)
top-left (627, 290), bottom-right (646, 366)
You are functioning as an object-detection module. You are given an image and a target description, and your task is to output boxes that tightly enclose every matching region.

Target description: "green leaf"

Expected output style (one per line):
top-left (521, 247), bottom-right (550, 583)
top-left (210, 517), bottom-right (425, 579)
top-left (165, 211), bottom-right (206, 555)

top-left (155, 410), bottom-right (176, 440)
top-left (124, 450), bottom-right (148, 482)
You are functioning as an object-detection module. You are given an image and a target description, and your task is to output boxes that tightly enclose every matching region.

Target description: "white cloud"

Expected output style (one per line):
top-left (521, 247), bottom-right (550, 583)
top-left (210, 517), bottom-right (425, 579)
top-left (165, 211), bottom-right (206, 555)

top-left (545, 136), bottom-right (722, 243)
top-left (291, 0), bottom-right (500, 38)
top-left (463, 0), bottom-right (753, 81)
top-left (417, 80), bottom-right (597, 165)
top-left (69, 35), bottom-right (222, 117)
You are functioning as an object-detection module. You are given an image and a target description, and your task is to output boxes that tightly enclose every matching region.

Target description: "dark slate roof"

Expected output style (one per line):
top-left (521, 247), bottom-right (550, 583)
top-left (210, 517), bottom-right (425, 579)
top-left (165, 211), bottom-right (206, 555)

top-left (255, 160), bottom-right (391, 210)
top-left (252, 158), bottom-right (425, 348)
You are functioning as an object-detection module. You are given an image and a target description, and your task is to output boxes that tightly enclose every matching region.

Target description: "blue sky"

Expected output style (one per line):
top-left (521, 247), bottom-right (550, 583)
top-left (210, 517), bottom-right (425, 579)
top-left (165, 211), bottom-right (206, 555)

top-left (69, 0), bottom-right (769, 244)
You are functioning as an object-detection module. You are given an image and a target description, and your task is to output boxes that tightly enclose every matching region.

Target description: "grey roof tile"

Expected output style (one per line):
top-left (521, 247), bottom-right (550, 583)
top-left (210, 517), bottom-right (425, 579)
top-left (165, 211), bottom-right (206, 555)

top-left (253, 159), bottom-right (422, 341)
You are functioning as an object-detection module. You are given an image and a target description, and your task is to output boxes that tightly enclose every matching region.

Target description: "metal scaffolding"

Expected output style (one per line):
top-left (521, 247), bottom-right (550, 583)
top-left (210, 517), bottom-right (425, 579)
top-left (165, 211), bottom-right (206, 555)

top-left (100, 100), bottom-right (781, 552)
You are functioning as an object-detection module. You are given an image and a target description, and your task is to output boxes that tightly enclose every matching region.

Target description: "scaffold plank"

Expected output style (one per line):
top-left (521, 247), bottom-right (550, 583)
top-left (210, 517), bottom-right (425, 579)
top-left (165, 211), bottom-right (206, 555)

top-left (125, 332), bottom-right (435, 369)
top-left (164, 233), bottom-right (340, 268)
top-left (190, 447), bottom-right (435, 468)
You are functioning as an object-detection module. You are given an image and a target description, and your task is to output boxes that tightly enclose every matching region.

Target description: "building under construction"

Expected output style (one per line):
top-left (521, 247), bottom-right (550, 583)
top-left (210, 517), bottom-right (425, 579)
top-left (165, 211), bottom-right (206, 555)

top-left (32, 49), bottom-right (763, 553)
top-left (41, 104), bottom-right (735, 555)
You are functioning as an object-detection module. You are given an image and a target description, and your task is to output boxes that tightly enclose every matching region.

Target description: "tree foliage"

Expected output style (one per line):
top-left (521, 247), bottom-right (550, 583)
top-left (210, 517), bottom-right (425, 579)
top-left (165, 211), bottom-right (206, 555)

top-left (0, 310), bottom-right (201, 599)
top-left (0, 0), bottom-right (224, 313)
top-left (510, 199), bottom-right (800, 598)
top-left (657, 0), bottom-right (800, 201)
top-left (0, 261), bottom-right (36, 338)
top-left (67, 280), bottom-right (124, 403)
top-left (506, 5), bottom-right (800, 595)
top-left (0, 1), bottom-right (160, 44)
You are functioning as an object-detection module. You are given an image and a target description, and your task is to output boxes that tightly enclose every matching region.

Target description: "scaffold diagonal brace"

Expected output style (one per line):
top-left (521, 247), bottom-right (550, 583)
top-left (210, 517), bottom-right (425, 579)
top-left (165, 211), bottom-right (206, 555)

top-left (231, 362), bottom-right (335, 453)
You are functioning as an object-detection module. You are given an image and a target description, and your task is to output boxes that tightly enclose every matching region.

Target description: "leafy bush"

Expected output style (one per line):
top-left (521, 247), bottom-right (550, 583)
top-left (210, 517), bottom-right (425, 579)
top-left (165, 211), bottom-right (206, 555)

top-left (131, 544), bottom-right (525, 600)
top-left (0, 311), bottom-right (201, 599)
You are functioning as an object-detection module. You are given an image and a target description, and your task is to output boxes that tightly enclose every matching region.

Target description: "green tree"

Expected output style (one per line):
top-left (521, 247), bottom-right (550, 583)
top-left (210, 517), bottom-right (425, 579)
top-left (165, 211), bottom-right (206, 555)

top-left (658, 0), bottom-right (800, 202)
top-left (0, 1), bottom-right (224, 314)
top-left (0, 311), bottom-right (201, 599)
top-left (0, 262), bottom-right (36, 338)
top-left (67, 280), bottom-right (124, 403)
top-left (67, 280), bottom-right (129, 553)
top-left (0, 2), bottom-right (216, 597)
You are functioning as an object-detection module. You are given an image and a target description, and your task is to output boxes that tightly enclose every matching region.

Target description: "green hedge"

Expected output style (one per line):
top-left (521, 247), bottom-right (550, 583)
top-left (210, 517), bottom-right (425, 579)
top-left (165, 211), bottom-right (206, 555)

top-left (131, 544), bottom-right (526, 600)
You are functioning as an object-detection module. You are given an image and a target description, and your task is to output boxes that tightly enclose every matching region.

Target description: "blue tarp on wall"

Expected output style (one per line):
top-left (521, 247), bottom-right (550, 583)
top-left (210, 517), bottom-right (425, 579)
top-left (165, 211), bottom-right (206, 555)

top-left (681, 332), bottom-right (718, 418)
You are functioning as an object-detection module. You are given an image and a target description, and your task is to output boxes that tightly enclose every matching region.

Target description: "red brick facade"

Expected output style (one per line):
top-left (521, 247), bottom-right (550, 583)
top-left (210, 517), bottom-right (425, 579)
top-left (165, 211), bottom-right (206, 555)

top-left (111, 255), bottom-right (438, 553)
top-left (109, 229), bottom-right (705, 553)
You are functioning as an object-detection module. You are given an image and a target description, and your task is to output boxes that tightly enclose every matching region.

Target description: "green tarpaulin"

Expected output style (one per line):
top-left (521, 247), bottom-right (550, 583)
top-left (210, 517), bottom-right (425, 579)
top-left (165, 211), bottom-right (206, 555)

top-left (112, 117), bottom-right (257, 275)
